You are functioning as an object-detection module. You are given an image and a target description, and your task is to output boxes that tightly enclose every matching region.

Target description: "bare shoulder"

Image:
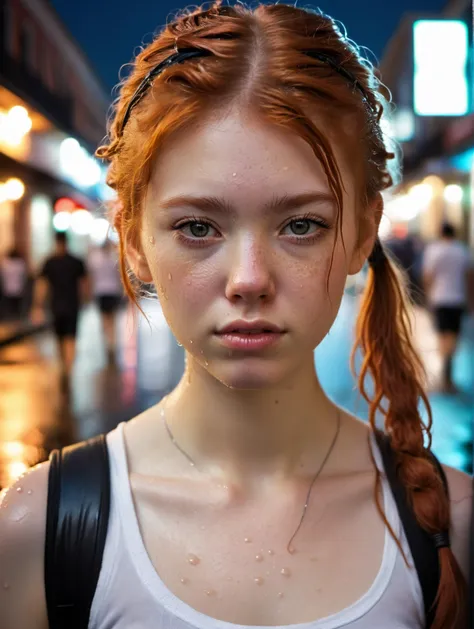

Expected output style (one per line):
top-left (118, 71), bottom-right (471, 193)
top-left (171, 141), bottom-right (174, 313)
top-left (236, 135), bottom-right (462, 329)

top-left (442, 464), bottom-right (472, 579)
top-left (0, 461), bottom-right (50, 629)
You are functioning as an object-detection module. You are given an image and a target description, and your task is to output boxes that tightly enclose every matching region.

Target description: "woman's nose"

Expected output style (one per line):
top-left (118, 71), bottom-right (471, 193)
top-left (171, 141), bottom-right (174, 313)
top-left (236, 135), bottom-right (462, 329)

top-left (224, 237), bottom-right (276, 304)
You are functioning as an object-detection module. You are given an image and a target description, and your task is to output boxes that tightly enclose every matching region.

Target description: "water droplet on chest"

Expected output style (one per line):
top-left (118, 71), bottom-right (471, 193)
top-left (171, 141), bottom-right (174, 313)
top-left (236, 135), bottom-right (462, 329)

top-left (280, 567), bottom-right (291, 577)
top-left (187, 553), bottom-right (200, 566)
top-left (255, 554), bottom-right (264, 562)
top-left (254, 577), bottom-right (264, 585)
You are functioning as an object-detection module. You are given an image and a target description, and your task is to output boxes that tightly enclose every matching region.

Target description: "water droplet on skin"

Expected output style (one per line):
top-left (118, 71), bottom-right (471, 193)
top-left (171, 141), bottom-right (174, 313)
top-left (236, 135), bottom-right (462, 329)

top-left (277, 592), bottom-right (284, 598)
top-left (255, 554), bottom-right (264, 562)
top-left (190, 462), bottom-right (195, 467)
top-left (205, 589), bottom-right (215, 596)
top-left (16, 487), bottom-right (23, 493)
top-left (188, 554), bottom-right (200, 566)
top-left (268, 549), bottom-right (274, 555)
top-left (226, 576), bottom-right (233, 581)
top-left (149, 236), bottom-right (156, 244)
top-left (177, 341), bottom-right (183, 347)
top-left (281, 567), bottom-right (291, 577)
top-left (27, 490), bottom-right (32, 495)
top-left (244, 537), bottom-right (252, 544)
top-left (232, 172), bottom-right (237, 177)
top-left (254, 577), bottom-right (264, 585)
top-left (180, 577), bottom-right (188, 584)
top-left (288, 546), bottom-right (296, 555)
top-left (168, 273), bottom-right (172, 280)
top-left (204, 360), bottom-right (209, 367)
top-left (190, 340), bottom-right (193, 344)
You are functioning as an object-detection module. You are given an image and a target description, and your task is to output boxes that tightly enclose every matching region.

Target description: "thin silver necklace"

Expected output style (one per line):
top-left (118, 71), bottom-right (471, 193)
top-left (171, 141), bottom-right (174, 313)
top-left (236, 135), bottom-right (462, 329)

top-left (161, 407), bottom-right (341, 554)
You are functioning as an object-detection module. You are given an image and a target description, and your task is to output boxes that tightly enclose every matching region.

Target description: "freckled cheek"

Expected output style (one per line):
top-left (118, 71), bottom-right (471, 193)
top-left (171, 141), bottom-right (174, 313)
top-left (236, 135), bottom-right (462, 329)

top-left (153, 255), bottom-right (218, 310)
top-left (286, 258), bottom-right (347, 326)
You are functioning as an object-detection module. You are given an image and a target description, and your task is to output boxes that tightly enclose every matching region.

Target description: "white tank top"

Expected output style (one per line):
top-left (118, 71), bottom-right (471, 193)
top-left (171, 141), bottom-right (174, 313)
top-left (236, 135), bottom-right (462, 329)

top-left (89, 423), bottom-right (425, 629)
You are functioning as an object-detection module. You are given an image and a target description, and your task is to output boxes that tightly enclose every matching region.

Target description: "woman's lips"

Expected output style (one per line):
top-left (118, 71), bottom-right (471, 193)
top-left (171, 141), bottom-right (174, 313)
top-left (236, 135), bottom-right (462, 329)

top-left (215, 330), bottom-right (284, 350)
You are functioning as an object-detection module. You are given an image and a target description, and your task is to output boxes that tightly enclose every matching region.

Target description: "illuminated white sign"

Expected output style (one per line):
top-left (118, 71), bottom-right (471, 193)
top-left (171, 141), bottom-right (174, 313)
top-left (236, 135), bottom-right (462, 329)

top-left (413, 20), bottom-right (469, 116)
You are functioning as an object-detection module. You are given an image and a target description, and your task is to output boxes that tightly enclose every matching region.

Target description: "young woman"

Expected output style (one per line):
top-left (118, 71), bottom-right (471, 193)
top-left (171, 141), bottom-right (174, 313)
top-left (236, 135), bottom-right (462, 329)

top-left (1, 3), bottom-right (471, 629)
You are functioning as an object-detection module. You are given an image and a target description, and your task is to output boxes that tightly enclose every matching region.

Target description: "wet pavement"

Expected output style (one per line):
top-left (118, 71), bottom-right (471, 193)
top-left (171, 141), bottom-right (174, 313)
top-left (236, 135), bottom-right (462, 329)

top-left (0, 294), bottom-right (472, 489)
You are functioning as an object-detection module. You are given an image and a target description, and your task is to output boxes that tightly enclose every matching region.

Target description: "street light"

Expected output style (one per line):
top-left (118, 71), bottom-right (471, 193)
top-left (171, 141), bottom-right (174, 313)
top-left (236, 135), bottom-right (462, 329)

top-left (408, 183), bottom-right (433, 206)
top-left (443, 184), bottom-right (464, 204)
top-left (0, 177), bottom-right (25, 202)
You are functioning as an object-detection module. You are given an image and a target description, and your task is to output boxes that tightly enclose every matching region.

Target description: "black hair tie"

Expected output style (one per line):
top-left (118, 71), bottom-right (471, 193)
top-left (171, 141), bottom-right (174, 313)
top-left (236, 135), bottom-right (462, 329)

top-left (368, 238), bottom-right (386, 268)
top-left (432, 531), bottom-right (450, 550)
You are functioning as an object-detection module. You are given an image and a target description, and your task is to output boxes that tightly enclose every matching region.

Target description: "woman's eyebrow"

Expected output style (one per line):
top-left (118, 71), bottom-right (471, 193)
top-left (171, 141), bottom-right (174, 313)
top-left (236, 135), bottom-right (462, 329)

top-left (159, 191), bottom-right (335, 214)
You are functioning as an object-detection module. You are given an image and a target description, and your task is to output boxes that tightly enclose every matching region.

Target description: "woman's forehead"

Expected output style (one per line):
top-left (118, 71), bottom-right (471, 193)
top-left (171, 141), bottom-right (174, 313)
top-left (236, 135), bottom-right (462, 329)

top-left (148, 110), bottom-right (354, 205)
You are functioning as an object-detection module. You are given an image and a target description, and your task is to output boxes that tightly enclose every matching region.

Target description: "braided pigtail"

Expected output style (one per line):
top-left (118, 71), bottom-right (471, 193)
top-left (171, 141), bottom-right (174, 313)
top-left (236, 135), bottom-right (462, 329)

top-left (352, 241), bottom-right (467, 628)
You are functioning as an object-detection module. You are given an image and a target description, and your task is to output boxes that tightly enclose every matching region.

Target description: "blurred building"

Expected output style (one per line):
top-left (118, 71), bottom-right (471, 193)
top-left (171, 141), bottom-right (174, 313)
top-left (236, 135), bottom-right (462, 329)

top-left (0, 0), bottom-right (113, 271)
top-left (379, 0), bottom-right (474, 248)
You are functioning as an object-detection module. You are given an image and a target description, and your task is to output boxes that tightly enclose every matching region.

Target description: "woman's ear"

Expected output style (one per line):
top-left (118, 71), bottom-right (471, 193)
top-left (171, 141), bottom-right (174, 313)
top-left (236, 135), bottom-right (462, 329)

top-left (348, 194), bottom-right (383, 276)
top-left (125, 234), bottom-right (153, 283)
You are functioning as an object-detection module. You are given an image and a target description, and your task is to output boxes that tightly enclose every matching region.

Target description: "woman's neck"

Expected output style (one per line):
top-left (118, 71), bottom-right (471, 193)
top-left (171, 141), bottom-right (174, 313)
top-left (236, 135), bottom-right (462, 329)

top-left (162, 353), bottom-right (339, 485)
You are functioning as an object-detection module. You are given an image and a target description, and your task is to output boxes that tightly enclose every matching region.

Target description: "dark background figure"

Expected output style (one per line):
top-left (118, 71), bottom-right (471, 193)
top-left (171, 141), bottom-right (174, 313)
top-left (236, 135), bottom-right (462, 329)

top-left (384, 225), bottom-right (425, 305)
top-left (31, 232), bottom-right (90, 384)
top-left (423, 222), bottom-right (474, 393)
top-left (0, 248), bottom-right (28, 321)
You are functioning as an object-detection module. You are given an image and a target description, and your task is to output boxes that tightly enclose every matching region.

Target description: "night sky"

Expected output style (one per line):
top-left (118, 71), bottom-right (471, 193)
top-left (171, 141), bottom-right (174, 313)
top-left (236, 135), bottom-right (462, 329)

top-left (51, 0), bottom-right (446, 98)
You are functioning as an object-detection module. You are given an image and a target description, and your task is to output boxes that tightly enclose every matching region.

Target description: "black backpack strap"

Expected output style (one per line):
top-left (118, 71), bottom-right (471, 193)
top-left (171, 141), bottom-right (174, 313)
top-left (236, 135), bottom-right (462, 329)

top-left (374, 430), bottom-right (449, 628)
top-left (44, 433), bottom-right (111, 629)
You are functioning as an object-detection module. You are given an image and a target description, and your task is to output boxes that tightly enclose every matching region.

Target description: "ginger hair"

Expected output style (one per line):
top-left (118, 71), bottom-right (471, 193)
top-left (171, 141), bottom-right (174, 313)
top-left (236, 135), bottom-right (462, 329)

top-left (96, 3), bottom-right (466, 625)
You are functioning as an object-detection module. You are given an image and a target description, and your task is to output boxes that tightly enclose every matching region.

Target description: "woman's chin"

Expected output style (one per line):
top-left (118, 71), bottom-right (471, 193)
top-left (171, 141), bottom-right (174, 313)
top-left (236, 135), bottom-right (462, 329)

top-left (208, 361), bottom-right (290, 391)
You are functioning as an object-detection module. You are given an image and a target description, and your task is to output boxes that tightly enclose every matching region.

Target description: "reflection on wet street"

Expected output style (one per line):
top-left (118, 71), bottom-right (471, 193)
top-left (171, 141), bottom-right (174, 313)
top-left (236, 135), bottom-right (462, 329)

top-left (0, 294), bottom-right (472, 489)
top-left (0, 300), bottom-right (185, 489)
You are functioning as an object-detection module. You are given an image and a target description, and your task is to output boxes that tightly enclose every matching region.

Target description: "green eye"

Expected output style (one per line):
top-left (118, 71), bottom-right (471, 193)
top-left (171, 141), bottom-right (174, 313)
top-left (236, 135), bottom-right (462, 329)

top-left (289, 219), bottom-right (312, 235)
top-left (189, 223), bottom-right (210, 238)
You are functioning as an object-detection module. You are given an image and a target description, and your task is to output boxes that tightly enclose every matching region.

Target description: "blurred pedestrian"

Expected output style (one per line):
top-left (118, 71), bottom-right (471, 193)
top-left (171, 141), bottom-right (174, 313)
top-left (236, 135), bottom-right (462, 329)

top-left (0, 247), bottom-right (28, 321)
top-left (31, 231), bottom-right (90, 383)
top-left (88, 239), bottom-right (123, 364)
top-left (423, 222), bottom-right (474, 393)
top-left (2, 5), bottom-right (471, 629)
top-left (384, 225), bottom-right (424, 305)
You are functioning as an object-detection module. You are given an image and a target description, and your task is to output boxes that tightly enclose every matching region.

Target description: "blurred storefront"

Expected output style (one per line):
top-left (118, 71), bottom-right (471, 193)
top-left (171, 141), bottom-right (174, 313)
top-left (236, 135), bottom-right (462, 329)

top-left (0, 0), bottom-right (114, 272)
top-left (379, 0), bottom-right (474, 249)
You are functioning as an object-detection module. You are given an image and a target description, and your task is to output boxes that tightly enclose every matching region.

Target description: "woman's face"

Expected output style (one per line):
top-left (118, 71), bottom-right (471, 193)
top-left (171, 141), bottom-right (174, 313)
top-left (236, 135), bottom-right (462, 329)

top-left (134, 109), bottom-right (377, 389)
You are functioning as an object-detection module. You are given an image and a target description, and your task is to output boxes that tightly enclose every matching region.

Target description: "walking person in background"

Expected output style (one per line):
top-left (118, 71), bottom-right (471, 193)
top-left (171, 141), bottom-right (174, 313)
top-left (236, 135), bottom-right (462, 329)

top-left (31, 231), bottom-right (90, 384)
top-left (423, 222), bottom-right (474, 393)
top-left (0, 248), bottom-right (28, 321)
top-left (88, 239), bottom-right (123, 364)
